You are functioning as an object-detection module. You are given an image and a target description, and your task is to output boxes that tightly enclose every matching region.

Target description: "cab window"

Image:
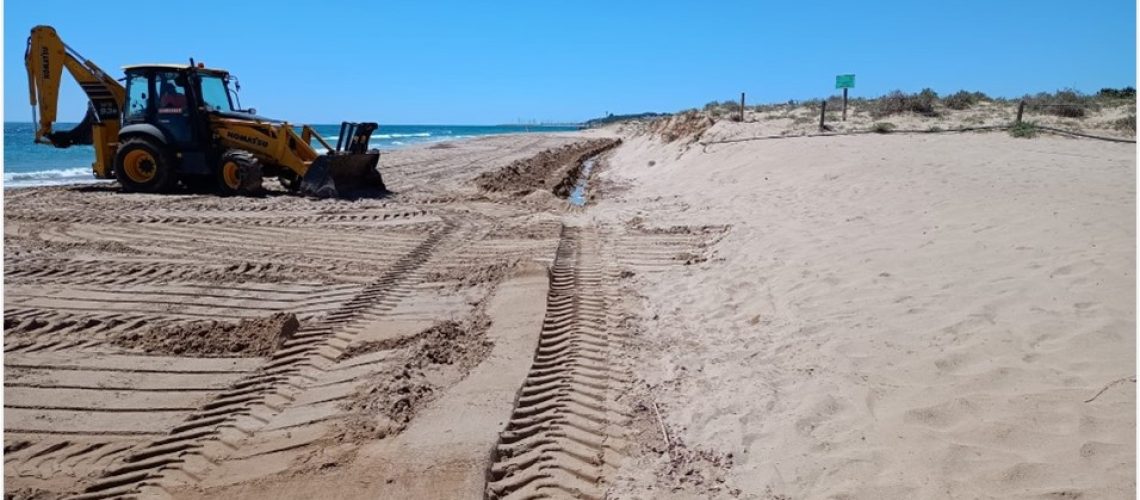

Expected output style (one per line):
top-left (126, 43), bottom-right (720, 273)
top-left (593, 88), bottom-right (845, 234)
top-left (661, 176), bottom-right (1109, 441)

top-left (125, 74), bottom-right (149, 120)
top-left (156, 72), bottom-right (188, 114)
top-left (199, 75), bottom-right (233, 112)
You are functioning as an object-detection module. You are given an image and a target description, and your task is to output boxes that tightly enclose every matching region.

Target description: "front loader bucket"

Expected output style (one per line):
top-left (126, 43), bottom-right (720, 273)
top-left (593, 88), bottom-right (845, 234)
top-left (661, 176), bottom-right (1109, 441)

top-left (300, 151), bottom-right (386, 199)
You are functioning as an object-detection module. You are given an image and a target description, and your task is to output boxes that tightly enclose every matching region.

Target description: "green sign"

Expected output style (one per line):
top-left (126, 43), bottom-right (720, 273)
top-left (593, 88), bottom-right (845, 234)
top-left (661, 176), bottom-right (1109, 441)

top-left (836, 74), bottom-right (855, 89)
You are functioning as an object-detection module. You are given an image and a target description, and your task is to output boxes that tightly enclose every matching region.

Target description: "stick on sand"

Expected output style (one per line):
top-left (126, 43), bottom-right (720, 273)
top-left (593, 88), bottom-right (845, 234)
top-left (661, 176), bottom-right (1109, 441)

top-left (652, 401), bottom-right (673, 462)
top-left (1084, 376), bottom-right (1136, 403)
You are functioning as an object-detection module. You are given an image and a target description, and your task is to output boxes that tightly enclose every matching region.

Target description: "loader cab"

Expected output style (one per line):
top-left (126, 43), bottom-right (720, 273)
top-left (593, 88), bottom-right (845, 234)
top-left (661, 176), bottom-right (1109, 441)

top-left (120, 64), bottom-right (238, 176)
top-left (124, 66), bottom-right (197, 145)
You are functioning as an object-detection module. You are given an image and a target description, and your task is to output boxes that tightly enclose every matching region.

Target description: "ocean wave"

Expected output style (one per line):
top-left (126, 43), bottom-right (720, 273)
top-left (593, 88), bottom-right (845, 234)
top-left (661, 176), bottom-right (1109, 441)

top-left (321, 132), bottom-right (435, 141)
top-left (6, 167), bottom-right (93, 182)
top-left (379, 132), bottom-right (432, 139)
top-left (4, 167), bottom-right (110, 187)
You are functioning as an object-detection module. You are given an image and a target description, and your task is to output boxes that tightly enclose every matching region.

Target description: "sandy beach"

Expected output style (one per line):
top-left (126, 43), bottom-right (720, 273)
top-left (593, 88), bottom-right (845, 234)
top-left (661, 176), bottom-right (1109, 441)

top-left (598, 125), bottom-right (1136, 498)
top-left (4, 115), bottom-right (1135, 499)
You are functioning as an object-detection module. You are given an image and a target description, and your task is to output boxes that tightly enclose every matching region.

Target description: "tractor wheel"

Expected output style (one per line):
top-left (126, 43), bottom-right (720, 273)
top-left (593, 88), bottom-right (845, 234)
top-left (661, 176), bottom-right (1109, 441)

top-left (114, 137), bottom-right (177, 193)
top-left (216, 149), bottom-right (264, 196)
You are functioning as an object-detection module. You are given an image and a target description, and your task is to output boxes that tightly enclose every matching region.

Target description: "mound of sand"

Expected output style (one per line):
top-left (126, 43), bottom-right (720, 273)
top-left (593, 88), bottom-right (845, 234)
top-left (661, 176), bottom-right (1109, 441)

top-left (333, 316), bottom-right (493, 443)
top-left (111, 312), bottom-right (300, 357)
top-left (423, 260), bottom-right (519, 290)
top-left (334, 366), bottom-right (434, 442)
top-left (339, 316), bottom-right (492, 367)
top-left (520, 189), bottom-right (566, 210)
top-left (414, 316), bottom-right (493, 369)
top-left (474, 138), bottom-right (620, 195)
top-left (647, 111), bottom-right (716, 143)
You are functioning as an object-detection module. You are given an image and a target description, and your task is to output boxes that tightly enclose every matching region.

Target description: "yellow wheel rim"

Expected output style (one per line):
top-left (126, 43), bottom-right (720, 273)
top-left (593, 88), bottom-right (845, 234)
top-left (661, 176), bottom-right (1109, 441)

top-left (222, 161), bottom-right (241, 189)
top-left (122, 149), bottom-right (158, 184)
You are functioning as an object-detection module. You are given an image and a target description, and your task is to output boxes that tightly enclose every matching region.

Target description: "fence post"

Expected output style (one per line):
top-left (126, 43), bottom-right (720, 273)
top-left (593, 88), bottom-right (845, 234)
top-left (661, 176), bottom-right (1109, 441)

top-left (1016, 100), bottom-right (1026, 124)
top-left (843, 88), bottom-right (848, 121)
top-left (740, 92), bottom-right (745, 122)
top-left (820, 101), bottom-right (827, 130)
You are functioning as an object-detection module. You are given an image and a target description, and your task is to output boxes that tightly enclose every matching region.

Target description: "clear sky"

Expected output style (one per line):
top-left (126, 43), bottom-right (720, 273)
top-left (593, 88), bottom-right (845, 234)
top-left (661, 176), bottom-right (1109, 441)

top-left (4, 0), bottom-right (1136, 124)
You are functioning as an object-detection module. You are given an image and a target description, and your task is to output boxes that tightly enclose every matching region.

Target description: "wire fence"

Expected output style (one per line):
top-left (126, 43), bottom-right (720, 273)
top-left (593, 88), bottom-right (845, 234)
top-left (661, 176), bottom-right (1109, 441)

top-left (700, 99), bottom-right (1135, 149)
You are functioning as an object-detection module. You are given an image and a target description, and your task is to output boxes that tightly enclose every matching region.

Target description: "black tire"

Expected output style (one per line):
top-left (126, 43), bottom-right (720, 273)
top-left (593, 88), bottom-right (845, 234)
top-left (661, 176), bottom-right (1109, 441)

top-left (114, 136), bottom-right (177, 193)
top-left (216, 149), bottom-right (264, 196)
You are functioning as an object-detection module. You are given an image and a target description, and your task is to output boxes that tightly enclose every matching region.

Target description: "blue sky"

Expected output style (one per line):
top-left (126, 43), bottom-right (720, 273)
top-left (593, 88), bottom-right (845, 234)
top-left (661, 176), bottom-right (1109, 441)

top-left (5, 0), bottom-right (1136, 124)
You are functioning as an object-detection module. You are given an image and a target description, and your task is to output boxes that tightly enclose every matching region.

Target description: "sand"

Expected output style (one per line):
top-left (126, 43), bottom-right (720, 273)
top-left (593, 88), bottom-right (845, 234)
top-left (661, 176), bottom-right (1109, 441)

top-left (3, 120), bottom-right (1135, 499)
top-left (594, 126), bottom-right (1136, 498)
top-left (111, 312), bottom-right (301, 357)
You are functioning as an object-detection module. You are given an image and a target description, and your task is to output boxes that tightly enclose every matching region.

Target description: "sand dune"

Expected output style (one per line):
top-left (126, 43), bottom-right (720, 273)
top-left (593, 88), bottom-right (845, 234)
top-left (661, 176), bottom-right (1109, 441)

top-left (596, 129), bottom-right (1136, 498)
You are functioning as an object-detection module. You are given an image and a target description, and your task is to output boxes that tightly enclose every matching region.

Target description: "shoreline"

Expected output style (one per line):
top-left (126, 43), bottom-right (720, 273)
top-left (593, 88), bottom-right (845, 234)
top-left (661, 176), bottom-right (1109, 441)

top-left (2, 128), bottom-right (588, 190)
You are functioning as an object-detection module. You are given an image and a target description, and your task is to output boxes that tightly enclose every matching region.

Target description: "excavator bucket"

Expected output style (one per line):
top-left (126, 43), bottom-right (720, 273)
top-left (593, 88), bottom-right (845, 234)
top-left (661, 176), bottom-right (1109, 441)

top-left (299, 122), bottom-right (387, 199)
top-left (300, 151), bottom-right (385, 199)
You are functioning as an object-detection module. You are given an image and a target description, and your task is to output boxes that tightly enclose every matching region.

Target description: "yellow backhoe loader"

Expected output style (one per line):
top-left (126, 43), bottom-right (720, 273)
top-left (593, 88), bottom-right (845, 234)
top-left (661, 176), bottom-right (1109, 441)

top-left (25, 25), bottom-right (385, 198)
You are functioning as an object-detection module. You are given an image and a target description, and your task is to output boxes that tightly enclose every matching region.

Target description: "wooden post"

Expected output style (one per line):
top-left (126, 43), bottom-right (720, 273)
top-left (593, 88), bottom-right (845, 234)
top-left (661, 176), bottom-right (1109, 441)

top-left (820, 101), bottom-right (827, 130)
top-left (740, 92), bottom-right (745, 122)
top-left (1016, 100), bottom-right (1026, 124)
top-left (842, 88), bottom-right (848, 121)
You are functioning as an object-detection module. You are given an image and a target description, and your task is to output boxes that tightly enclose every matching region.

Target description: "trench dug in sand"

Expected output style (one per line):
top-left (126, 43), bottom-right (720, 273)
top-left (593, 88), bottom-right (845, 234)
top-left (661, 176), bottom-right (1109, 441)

top-left (565, 157), bottom-right (598, 206)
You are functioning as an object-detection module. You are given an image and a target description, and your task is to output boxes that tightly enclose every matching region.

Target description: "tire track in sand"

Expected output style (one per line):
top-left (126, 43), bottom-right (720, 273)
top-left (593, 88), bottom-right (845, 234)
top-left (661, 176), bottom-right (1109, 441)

top-left (64, 223), bottom-right (454, 500)
top-left (485, 225), bottom-right (632, 500)
top-left (4, 207), bottom-right (434, 227)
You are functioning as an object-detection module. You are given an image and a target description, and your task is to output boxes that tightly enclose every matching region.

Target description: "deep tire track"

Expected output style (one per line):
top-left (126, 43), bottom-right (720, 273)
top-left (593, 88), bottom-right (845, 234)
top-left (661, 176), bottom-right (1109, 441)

top-left (485, 226), bottom-right (630, 500)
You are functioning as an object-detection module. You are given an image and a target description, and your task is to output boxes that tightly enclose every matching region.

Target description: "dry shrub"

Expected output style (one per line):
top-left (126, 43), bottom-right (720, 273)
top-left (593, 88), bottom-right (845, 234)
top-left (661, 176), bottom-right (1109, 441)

top-left (1027, 89), bottom-right (1093, 118)
top-left (1112, 115), bottom-right (1136, 134)
top-left (871, 122), bottom-right (897, 134)
top-left (1010, 121), bottom-right (1039, 138)
top-left (944, 90), bottom-right (989, 110)
top-left (870, 89), bottom-right (940, 118)
top-left (1097, 87), bottom-right (1136, 99)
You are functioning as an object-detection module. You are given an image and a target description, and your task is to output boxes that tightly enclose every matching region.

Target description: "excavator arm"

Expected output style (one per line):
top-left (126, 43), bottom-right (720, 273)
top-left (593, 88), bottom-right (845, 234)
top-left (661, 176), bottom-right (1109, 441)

top-left (26, 25), bottom-right (125, 178)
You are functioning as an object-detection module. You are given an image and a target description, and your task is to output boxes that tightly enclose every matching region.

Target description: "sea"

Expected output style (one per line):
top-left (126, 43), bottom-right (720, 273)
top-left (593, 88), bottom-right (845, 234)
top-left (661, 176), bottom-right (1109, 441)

top-left (3, 122), bottom-right (577, 188)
